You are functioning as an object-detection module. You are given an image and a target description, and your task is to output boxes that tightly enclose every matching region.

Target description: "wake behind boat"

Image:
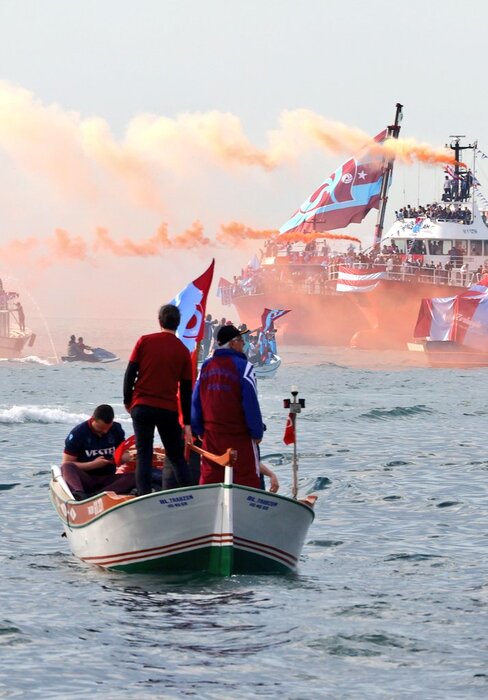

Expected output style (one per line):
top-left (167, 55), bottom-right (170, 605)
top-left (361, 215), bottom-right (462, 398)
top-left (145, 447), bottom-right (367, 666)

top-left (49, 446), bottom-right (316, 575)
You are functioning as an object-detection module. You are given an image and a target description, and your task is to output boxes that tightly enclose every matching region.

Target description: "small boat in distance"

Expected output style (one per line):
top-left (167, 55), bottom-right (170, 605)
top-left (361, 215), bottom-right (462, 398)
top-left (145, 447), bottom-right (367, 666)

top-left (413, 276), bottom-right (488, 367)
top-left (61, 347), bottom-right (119, 363)
top-left (254, 354), bottom-right (281, 378)
top-left (0, 286), bottom-right (36, 359)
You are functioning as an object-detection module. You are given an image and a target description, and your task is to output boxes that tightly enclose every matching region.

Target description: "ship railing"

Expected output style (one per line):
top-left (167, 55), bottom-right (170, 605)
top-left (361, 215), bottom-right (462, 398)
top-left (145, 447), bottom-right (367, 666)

top-left (227, 264), bottom-right (476, 302)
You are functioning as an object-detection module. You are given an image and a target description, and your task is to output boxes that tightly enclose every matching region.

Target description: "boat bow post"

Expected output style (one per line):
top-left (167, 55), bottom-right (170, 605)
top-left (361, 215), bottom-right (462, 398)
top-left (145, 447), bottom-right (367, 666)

top-left (284, 386), bottom-right (305, 499)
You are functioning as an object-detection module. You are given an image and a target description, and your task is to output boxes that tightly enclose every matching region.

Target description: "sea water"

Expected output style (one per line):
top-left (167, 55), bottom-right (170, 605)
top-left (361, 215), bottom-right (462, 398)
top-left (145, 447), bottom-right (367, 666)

top-left (1, 328), bottom-right (488, 699)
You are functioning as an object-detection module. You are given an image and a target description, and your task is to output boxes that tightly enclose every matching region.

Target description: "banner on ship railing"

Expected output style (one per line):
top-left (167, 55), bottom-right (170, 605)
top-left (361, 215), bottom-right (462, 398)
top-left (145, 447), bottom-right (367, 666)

top-left (336, 266), bottom-right (386, 293)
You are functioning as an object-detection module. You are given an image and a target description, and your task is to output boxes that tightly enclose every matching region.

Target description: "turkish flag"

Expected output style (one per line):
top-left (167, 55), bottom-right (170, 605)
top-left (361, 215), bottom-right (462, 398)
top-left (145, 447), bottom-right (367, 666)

top-left (283, 413), bottom-right (295, 445)
top-left (170, 259), bottom-right (215, 353)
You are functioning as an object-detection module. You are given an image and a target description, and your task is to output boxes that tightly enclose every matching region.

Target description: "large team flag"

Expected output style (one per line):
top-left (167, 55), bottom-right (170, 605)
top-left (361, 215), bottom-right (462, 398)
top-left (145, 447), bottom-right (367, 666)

top-left (169, 259), bottom-right (215, 353)
top-left (260, 308), bottom-right (291, 332)
top-left (279, 130), bottom-right (388, 235)
top-left (335, 266), bottom-right (386, 293)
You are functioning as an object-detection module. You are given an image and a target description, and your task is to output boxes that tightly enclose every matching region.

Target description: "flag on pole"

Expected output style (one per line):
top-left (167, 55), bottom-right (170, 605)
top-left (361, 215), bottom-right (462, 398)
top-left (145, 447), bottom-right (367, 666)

top-left (283, 413), bottom-right (295, 445)
top-left (260, 308), bottom-right (291, 332)
top-left (169, 260), bottom-right (215, 353)
top-left (279, 129), bottom-right (388, 235)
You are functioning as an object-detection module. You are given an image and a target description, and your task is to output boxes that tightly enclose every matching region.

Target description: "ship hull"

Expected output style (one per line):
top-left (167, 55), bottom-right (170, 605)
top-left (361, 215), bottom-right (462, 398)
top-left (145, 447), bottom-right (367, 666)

top-left (230, 279), bottom-right (468, 350)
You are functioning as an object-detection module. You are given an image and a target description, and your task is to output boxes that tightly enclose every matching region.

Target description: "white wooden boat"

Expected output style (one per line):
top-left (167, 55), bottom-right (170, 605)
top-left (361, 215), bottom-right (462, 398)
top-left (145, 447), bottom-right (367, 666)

top-left (49, 448), bottom-right (316, 575)
top-left (254, 354), bottom-right (281, 378)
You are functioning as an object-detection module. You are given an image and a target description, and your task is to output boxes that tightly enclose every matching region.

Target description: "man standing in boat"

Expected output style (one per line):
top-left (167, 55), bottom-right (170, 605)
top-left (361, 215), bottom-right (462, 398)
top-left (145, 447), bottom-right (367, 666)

top-left (191, 324), bottom-right (263, 488)
top-left (123, 304), bottom-right (193, 495)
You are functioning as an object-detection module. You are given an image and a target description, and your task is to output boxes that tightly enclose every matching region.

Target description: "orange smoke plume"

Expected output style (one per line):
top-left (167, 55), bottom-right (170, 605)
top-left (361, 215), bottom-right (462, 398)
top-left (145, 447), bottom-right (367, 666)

top-left (215, 222), bottom-right (279, 246)
top-left (367, 138), bottom-right (463, 167)
top-left (276, 230), bottom-right (362, 244)
top-left (92, 222), bottom-right (211, 256)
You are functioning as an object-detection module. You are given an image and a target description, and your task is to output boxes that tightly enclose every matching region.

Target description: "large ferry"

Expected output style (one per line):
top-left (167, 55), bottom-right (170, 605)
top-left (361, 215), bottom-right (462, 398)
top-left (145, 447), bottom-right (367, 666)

top-left (223, 108), bottom-right (488, 350)
top-left (0, 286), bottom-right (35, 358)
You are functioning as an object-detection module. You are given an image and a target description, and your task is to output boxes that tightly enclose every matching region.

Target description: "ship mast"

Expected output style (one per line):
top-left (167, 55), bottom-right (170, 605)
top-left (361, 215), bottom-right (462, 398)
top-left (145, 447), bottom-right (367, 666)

top-left (447, 135), bottom-right (474, 202)
top-left (373, 102), bottom-right (403, 249)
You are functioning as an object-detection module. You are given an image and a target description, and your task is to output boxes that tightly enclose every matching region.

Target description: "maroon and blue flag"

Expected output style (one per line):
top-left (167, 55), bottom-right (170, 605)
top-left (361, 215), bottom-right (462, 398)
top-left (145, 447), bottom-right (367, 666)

top-left (260, 308), bottom-right (290, 332)
top-left (279, 130), bottom-right (388, 234)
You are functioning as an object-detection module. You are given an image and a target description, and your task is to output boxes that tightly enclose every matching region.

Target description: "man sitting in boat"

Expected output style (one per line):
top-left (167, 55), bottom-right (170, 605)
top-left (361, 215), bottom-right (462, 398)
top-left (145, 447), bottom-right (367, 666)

top-left (191, 324), bottom-right (264, 489)
top-left (61, 404), bottom-right (136, 501)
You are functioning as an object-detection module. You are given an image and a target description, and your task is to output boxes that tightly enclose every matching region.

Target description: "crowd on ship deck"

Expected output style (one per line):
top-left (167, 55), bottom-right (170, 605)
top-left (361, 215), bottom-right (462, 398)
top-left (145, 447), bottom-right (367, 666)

top-left (225, 238), bottom-right (488, 302)
top-left (395, 202), bottom-right (472, 224)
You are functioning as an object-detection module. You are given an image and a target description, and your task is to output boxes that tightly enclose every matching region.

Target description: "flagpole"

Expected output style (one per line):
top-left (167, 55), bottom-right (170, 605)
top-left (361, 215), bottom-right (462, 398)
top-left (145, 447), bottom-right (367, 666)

top-left (284, 385), bottom-right (305, 499)
top-left (373, 102), bottom-right (403, 250)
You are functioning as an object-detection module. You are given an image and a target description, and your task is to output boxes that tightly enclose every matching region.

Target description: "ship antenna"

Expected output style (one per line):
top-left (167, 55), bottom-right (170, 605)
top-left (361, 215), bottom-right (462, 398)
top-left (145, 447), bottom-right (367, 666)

top-left (283, 386), bottom-right (305, 499)
top-left (373, 102), bottom-right (403, 249)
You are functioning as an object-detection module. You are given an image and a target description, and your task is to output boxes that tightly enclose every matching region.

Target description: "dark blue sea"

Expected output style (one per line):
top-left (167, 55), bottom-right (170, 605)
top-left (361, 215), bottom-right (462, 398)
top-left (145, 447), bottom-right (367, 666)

top-left (1, 324), bottom-right (488, 698)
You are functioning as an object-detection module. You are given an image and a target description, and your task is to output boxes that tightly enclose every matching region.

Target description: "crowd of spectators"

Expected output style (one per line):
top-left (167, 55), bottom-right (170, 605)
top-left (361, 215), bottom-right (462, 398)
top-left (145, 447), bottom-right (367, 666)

top-left (225, 238), bottom-right (488, 301)
top-left (395, 203), bottom-right (472, 224)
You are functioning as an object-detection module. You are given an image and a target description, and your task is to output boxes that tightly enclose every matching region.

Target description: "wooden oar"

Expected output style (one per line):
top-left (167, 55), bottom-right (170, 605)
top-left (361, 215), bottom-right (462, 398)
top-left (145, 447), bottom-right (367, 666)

top-left (188, 443), bottom-right (237, 467)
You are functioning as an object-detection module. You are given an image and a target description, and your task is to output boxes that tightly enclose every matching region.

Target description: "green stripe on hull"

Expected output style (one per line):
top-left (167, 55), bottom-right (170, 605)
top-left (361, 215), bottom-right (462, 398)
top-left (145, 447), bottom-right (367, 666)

top-left (105, 546), bottom-right (292, 575)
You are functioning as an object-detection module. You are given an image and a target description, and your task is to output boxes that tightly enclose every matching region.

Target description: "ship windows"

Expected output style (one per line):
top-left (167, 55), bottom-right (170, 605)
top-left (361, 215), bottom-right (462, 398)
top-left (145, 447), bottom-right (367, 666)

top-left (428, 240), bottom-right (442, 255)
top-left (470, 241), bottom-right (483, 256)
top-left (407, 239), bottom-right (426, 254)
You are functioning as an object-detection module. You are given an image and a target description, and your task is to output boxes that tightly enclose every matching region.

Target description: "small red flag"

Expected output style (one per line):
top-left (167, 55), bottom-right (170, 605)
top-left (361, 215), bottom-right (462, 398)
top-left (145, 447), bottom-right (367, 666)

top-left (283, 413), bottom-right (295, 445)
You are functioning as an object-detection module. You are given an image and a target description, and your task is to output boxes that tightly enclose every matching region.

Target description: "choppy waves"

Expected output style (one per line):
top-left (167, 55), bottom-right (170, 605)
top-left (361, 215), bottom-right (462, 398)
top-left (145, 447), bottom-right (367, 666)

top-left (0, 356), bottom-right (55, 366)
top-left (0, 405), bottom-right (87, 424)
top-left (0, 405), bottom-right (131, 425)
top-left (360, 404), bottom-right (433, 420)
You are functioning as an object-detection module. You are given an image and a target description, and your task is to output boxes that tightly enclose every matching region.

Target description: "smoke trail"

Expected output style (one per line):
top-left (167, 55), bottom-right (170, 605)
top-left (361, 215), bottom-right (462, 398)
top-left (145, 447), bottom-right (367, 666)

top-left (215, 222), bottom-right (279, 246)
top-left (276, 231), bottom-right (362, 244)
top-left (0, 80), bottom-right (462, 202)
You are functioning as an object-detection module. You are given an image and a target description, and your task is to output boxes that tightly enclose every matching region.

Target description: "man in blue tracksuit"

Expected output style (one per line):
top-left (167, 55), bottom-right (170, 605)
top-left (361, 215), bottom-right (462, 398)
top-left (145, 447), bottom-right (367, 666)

top-left (191, 325), bottom-right (263, 487)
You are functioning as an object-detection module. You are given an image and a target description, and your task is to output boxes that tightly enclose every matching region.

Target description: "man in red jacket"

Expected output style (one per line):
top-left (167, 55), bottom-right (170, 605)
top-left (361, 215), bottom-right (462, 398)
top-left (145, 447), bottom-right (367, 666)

top-left (124, 304), bottom-right (192, 495)
top-left (191, 324), bottom-right (264, 488)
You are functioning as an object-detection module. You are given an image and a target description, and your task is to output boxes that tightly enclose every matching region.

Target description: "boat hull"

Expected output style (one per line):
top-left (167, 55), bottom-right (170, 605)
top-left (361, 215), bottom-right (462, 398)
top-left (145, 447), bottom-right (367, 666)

top-left (49, 480), bottom-right (315, 575)
top-left (231, 279), bottom-right (469, 350)
top-left (254, 355), bottom-right (281, 378)
top-left (0, 332), bottom-right (36, 359)
top-left (424, 340), bottom-right (488, 368)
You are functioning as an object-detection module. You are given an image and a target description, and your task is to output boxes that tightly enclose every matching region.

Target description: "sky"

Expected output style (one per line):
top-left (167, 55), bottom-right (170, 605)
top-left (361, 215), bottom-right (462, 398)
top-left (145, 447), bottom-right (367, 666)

top-left (1, 0), bottom-right (488, 322)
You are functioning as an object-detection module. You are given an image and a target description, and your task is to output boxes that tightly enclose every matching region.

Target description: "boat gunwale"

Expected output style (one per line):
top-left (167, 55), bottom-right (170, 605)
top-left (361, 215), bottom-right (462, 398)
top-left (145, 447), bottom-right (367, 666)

top-left (49, 479), bottom-right (316, 530)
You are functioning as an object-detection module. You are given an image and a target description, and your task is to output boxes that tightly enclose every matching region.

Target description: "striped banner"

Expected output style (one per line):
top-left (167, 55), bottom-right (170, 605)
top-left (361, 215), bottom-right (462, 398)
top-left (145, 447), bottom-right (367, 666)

top-left (336, 266), bottom-right (386, 293)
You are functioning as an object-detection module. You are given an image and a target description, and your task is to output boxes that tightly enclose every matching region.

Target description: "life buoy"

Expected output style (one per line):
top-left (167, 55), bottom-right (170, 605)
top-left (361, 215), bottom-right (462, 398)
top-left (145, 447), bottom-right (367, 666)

top-left (114, 435), bottom-right (165, 473)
